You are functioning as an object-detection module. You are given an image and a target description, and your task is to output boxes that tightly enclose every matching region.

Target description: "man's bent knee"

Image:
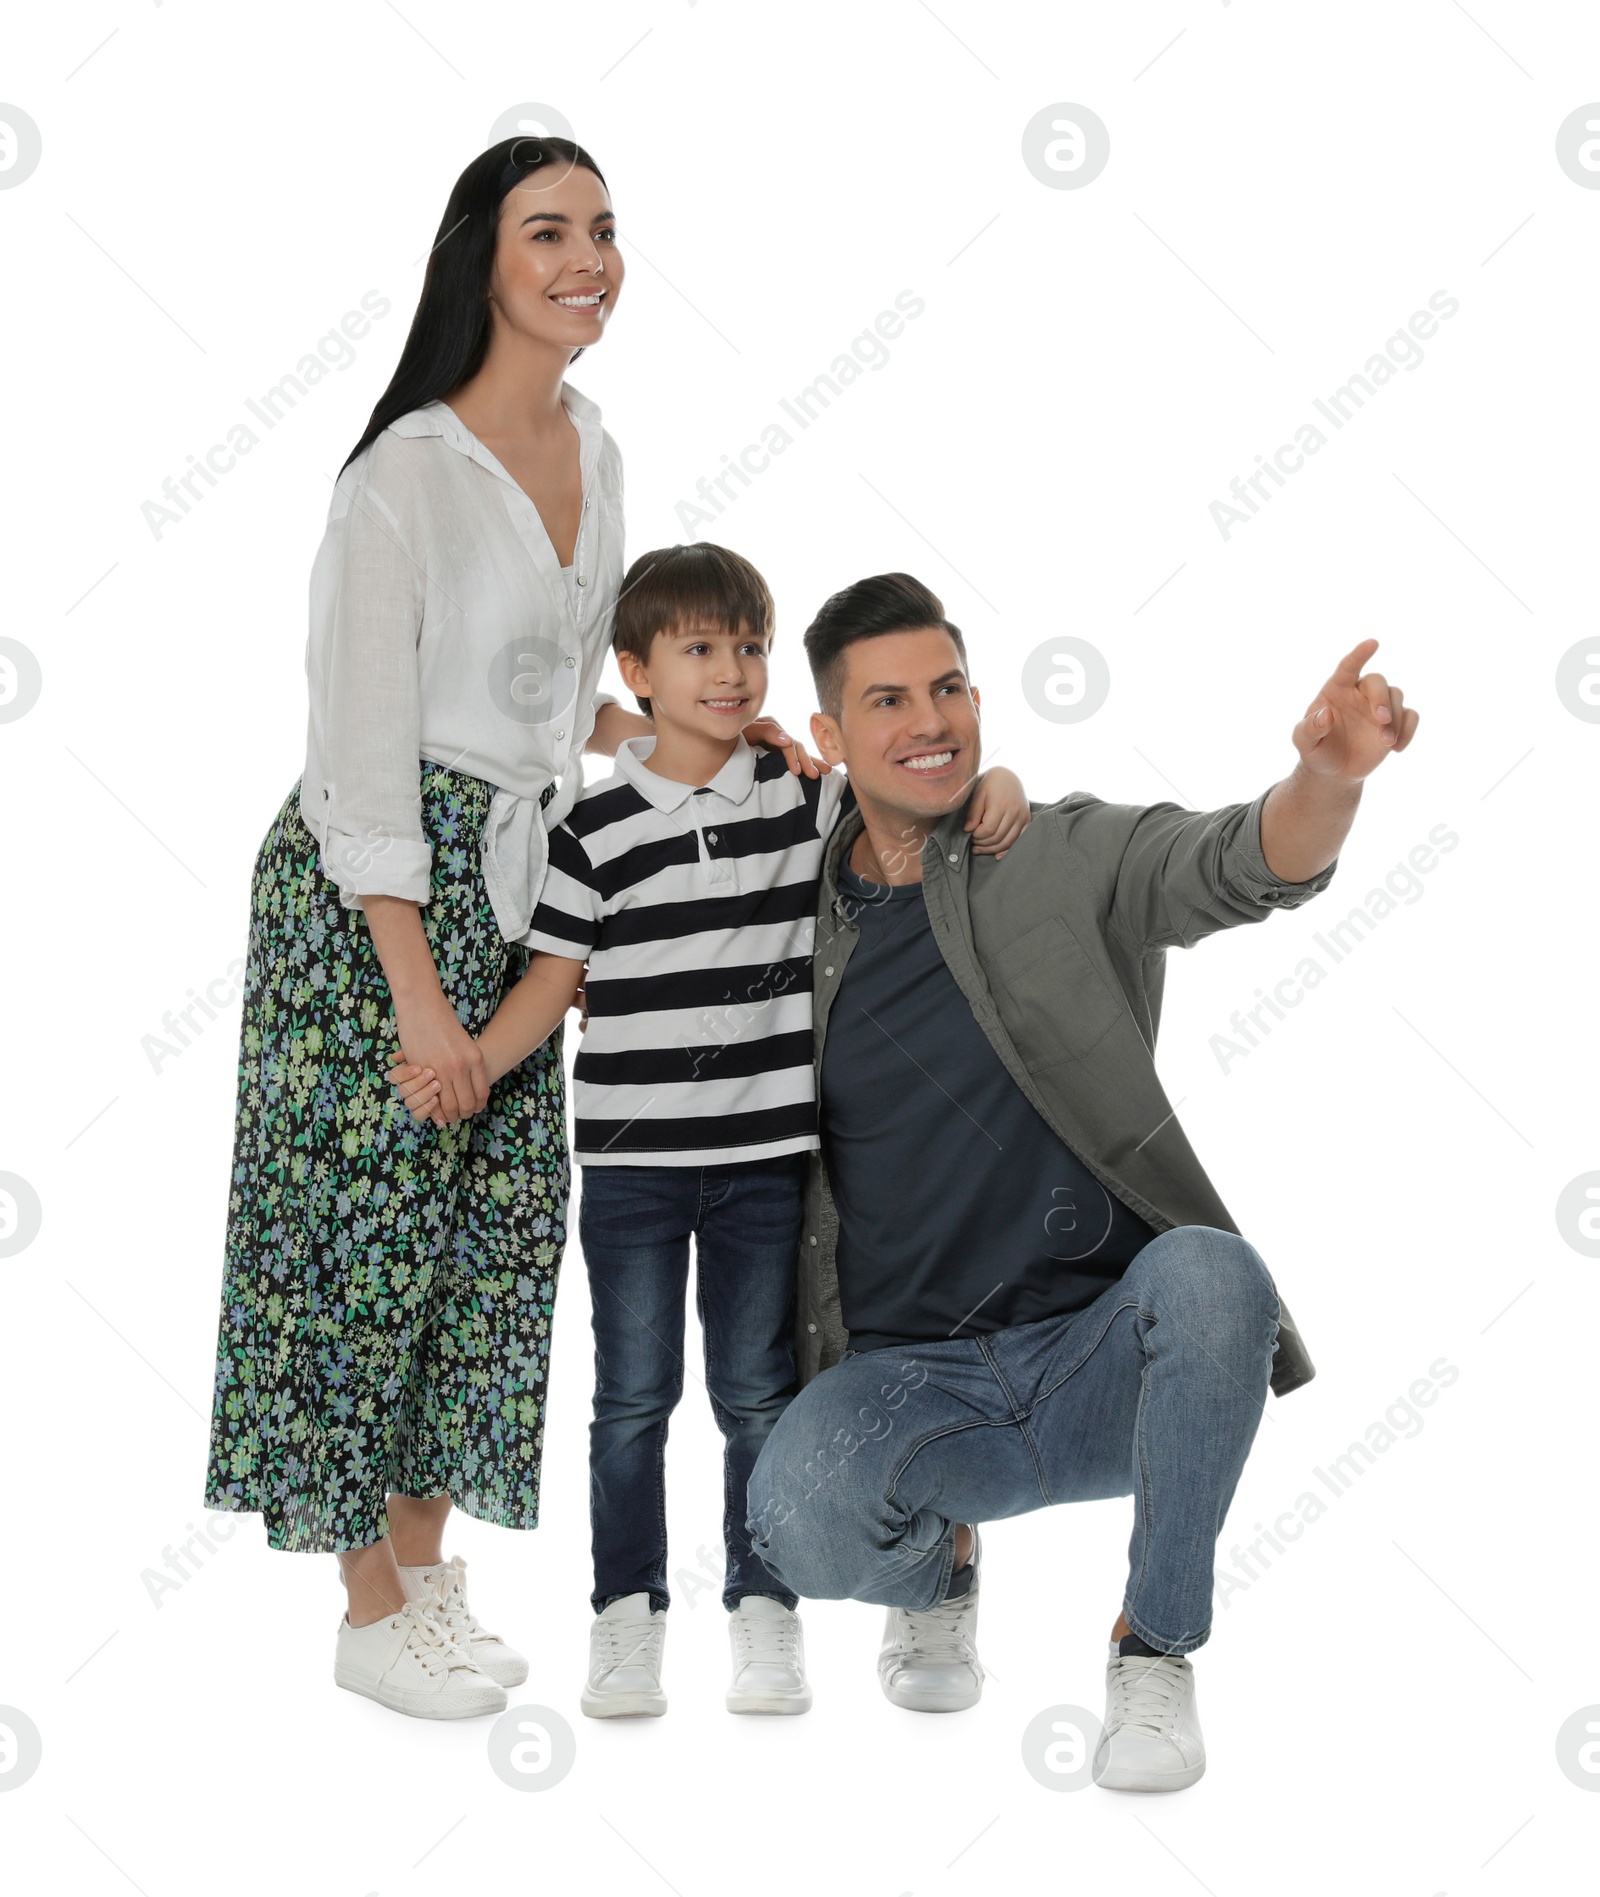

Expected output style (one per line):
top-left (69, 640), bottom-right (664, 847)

top-left (1131, 1226), bottom-right (1280, 1365)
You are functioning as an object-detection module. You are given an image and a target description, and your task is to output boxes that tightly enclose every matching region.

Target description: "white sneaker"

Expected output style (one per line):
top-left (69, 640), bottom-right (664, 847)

top-left (1093, 1643), bottom-right (1207, 1791)
top-left (878, 1528), bottom-right (983, 1713)
top-left (399, 1555), bottom-right (528, 1688)
top-left (726, 1596), bottom-right (812, 1715)
top-left (580, 1592), bottom-right (667, 1718)
top-left (334, 1601), bottom-right (507, 1720)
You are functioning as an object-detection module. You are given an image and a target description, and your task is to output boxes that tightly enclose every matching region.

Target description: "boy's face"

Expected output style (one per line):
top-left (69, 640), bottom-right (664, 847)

top-left (618, 618), bottom-right (769, 740)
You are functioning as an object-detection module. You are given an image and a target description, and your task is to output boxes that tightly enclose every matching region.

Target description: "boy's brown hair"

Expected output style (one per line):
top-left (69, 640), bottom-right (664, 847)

top-left (613, 543), bottom-right (775, 716)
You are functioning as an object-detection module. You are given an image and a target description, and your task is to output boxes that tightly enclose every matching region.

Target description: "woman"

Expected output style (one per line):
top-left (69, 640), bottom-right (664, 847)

top-left (203, 135), bottom-right (815, 1719)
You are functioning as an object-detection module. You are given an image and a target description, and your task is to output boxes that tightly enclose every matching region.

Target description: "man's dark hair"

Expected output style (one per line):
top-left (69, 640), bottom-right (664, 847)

top-left (613, 542), bottom-right (775, 715)
top-left (802, 572), bottom-right (968, 720)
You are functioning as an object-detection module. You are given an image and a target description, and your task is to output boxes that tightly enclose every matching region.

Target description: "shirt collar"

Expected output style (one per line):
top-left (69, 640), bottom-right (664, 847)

top-left (392, 382), bottom-right (603, 488)
top-left (614, 734), bottom-right (759, 812)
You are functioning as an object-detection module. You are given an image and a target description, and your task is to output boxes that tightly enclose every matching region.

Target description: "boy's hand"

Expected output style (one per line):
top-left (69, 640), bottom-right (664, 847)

top-left (387, 1058), bottom-right (448, 1127)
top-left (741, 715), bottom-right (831, 778)
top-left (965, 765), bottom-right (1031, 858)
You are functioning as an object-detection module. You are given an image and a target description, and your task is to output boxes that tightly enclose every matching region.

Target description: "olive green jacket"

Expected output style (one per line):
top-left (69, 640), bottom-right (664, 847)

top-left (796, 785), bottom-right (1338, 1400)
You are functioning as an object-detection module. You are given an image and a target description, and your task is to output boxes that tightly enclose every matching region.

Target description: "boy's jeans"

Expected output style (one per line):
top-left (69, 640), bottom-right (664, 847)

top-left (745, 1226), bottom-right (1279, 1654)
top-left (579, 1153), bottom-right (806, 1615)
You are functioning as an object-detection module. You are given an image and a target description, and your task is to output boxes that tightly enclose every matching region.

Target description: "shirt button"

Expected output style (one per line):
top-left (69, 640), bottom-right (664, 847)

top-left (807, 1323), bottom-right (818, 1334)
top-left (564, 656), bottom-right (576, 669)
top-left (948, 852), bottom-right (959, 863)
top-left (554, 729), bottom-right (565, 741)
top-left (708, 831), bottom-right (718, 843)
top-left (823, 966), bottom-right (833, 977)
top-left (577, 575), bottom-right (588, 587)
top-left (808, 1235), bottom-right (818, 1246)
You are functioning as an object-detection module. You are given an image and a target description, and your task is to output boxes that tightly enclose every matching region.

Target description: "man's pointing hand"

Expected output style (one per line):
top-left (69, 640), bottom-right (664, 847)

top-left (1291, 638), bottom-right (1420, 782)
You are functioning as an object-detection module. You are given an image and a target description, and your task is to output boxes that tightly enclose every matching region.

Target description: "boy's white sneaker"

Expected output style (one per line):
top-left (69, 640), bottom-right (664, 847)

top-left (334, 1602), bottom-right (506, 1720)
top-left (1093, 1643), bottom-right (1206, 1791)
top-left (726, 1596), bottom-right (812, 1714)
top-left (398, 1555), bottom-right (529, 1688)
top-left (878, 1529), bottom-right (983, 1713)
top-left (580, 1592), bottom-right (667, 1718)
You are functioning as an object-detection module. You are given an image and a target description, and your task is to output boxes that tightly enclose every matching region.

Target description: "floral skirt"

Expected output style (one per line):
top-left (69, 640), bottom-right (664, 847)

top-left (204, 761), bottom-right (568, 1553)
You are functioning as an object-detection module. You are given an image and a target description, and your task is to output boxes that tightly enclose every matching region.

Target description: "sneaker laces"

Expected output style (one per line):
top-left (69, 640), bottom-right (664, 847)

top-left (897, 1592), bottom-right (979, 1669)
top-left (395, 1600), bottom-right (476, 1680)
top-left (732, 1610), bottom-right (799, 1672)
top-left (418, 1560), bottom-right (496, 1648)
top-left (1107, 1652), bottom-right (1188, 1735)
top-left (592, 1613), bottom-right (665, 1677)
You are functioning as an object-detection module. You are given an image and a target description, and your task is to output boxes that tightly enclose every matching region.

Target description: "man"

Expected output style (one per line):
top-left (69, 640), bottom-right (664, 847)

top-left (745, 573), bottom-right (1418, 1791)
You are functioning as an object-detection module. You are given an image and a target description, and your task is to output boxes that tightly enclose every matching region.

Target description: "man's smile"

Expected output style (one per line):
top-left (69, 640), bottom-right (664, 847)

top-left (896, 745), bottom-right (960, 778)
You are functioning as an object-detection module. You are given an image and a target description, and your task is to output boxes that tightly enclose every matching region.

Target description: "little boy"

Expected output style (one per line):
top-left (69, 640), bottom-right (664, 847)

top-left (389, 543), bottom-right (1028, 1716)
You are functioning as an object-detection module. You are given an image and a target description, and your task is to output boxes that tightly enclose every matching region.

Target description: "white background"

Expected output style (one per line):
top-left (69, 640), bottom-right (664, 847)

top-left (2, 3), bottom-right (1596, 1892)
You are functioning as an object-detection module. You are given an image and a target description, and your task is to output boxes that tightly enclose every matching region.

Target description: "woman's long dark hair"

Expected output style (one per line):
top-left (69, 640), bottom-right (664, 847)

top-left (340, 136), bottom-right (608, 475)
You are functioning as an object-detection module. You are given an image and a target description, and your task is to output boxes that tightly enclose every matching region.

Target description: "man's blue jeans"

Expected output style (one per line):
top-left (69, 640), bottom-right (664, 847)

top-left (746, 1226), bottom-right (1278, 1654)
top-left (579, 1154), bottom-right (805, 1615)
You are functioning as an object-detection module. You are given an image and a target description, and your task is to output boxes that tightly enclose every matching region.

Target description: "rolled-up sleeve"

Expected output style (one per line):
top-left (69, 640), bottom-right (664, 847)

top-left (1108, 786), bottom-right (1337, 952)
top-left (312, 436), bottom-right (433, 906)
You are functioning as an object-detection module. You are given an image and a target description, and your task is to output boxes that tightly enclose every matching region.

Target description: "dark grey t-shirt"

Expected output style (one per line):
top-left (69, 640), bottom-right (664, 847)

top-left (820, 856), bottom-right (1156, 1353)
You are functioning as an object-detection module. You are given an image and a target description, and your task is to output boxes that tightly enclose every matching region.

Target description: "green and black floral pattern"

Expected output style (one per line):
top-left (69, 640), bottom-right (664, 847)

top-left (204, 762), bottom-right (568, 1553)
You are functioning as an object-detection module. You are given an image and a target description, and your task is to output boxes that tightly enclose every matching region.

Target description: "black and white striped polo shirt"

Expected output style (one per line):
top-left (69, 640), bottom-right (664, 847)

top-left (525, 735), bottom-right (849, 1165)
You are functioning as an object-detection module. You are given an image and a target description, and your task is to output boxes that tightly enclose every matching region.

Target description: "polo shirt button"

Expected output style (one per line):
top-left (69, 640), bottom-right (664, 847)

top-left (708, 831), bottom-right (718, 843)
top-left (808, 1236), bottom-right (818, 1246)
top-left (807, 1323), bottom-right (818, 1333)
top-left (823, 966), bottom-right (833, 977)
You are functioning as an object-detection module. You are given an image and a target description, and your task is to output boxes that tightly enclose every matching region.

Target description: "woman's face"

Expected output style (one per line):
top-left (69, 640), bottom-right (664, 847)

top-left (488, 161), bottom-right (623, 351)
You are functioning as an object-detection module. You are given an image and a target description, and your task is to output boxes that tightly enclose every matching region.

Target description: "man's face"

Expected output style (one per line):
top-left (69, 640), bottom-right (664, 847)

top-left (810, 625), bottom-right (982, 826)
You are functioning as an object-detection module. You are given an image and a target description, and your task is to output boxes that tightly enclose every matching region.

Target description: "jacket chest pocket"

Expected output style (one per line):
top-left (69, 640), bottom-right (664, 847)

top-left (986, 915), bottom-right (1125, 1063)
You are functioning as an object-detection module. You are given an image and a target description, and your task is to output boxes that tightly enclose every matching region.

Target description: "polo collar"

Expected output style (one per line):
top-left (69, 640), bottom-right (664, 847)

top-left (615, 733), bottom-right (759, 812)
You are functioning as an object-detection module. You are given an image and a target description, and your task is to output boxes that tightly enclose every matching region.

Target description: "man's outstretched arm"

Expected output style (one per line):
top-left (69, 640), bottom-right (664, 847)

top-left (1099, 636), bottom-right (1421, 953)
top-left (1260, 638), bottom-right (1420, 883)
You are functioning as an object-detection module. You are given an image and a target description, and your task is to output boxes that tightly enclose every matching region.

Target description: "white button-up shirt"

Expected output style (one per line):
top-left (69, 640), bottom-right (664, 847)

top-left (299, 384), bottom-right (623, 944)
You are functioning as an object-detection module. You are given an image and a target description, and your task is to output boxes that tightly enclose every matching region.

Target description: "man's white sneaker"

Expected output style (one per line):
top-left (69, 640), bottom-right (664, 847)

top-left (726, 1596), bottom-right (812, 1715)
top-left (1093, 1642), bottom-right (1206, 1791)
top-left (878, 1529), bottom-right (983, 1713)
top-left (399, 1555), bottom-right (529, 1688)
top-left (334, 1602), bottom-right (507, 1720)
top-left (580, 1592), bottom-right (667, 1718)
